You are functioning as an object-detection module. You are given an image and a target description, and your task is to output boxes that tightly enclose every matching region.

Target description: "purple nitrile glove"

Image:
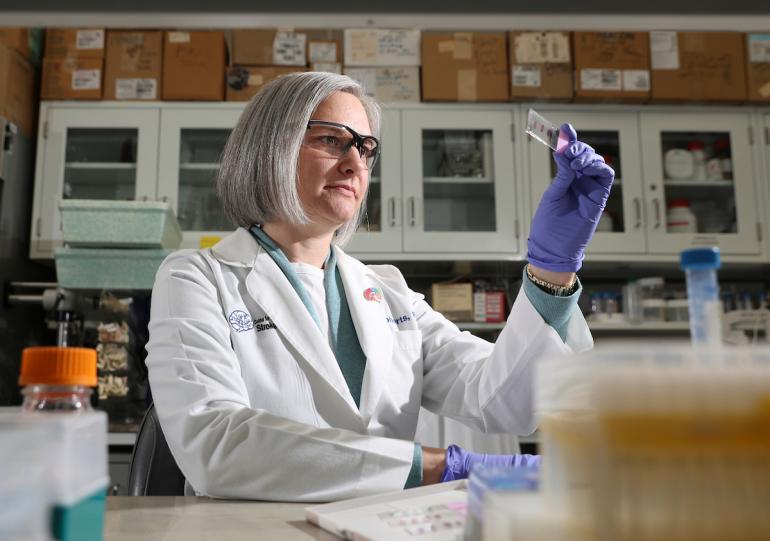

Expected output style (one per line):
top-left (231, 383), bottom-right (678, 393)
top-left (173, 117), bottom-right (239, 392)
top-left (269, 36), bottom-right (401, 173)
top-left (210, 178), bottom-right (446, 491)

top-left (440, 444), bottom-right (542, 482)
top-left (527, 123), bottom-right (615, 273)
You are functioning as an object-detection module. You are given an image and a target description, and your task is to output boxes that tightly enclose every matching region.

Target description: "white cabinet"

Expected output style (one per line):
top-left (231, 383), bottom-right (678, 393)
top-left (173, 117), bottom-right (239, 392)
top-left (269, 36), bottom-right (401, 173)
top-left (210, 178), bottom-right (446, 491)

top-left (640, 111), bottom-right (760, 255)
top-left (157, 106), bottom-right (243, 249)
top-left (526, 107), bottom-right (764, 259)
top-left (31, 103), bottom-right (159, 258)
top-left (347, 106), bottom-right (521, 256)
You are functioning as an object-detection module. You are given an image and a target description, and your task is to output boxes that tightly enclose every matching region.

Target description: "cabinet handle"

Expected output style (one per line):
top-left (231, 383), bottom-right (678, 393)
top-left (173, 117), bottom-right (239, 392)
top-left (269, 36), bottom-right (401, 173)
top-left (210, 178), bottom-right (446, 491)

top-left (408, 197), bottom-right (416, 227)
top-left (633, 197), bottom-right (642, 229)
top-left (653, 198), bottom-right (662, 229)
top-left (388, 197), bottom-right (396, 228)
top-left (160, 195), bottom-right (168, 203)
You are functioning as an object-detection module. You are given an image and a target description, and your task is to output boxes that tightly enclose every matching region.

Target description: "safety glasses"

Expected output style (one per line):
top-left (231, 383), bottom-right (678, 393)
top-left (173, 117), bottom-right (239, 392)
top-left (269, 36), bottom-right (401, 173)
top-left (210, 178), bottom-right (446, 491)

top-left (304, 120), bottom-right (380, 170)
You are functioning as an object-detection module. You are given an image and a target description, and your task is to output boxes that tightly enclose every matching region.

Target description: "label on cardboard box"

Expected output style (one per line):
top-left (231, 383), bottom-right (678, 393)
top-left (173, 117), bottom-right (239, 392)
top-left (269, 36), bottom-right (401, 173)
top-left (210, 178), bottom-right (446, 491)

top-left (273, 31), bottom-right (307, 65)
top-left (168, 32), bottom-right (190, 43)
top-left (247, 73), bottom-right (264, 86)
top-left (749, 34), bottom-right (770, 63)
top-left (650, 31), bottom-right (679, 70)
top-left (344, 29), bottom-right (420, 66)
top-left (457, 69), bottom-right (477, 101)
top-left (72, 69), bottom-right (100, 90)
top-left (512, 65), bottom-right (541, 87)
top-left (76, 30), bottom-right (104, 50)
top-left (514, 32), bottom-right (570, 64)
top-left (623, 69), bottom-right (650, 91)
top-left (452, 33), bottom-right (473, 60)
top-left (309, 42), bottom-right (337, 63)
top-left (345, 67), bottom-right (419, 102)
top-left (312, 62), bottom-right (341, 74)
top-left (115, 78), bottom-right (156, 99)
top-left (581, 68), bottom-right (621, 91)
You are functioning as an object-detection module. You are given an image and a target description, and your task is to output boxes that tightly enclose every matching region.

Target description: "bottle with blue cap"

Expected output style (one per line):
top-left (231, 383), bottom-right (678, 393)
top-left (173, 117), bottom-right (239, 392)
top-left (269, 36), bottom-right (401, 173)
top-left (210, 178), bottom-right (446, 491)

top-left (680, 247), bottom-right (722, 348)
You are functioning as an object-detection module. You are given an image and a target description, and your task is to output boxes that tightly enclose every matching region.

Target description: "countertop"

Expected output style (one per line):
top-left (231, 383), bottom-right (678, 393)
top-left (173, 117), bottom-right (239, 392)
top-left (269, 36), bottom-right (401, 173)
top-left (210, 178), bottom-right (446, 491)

top-left (105, 496), bottom-right (340, 541)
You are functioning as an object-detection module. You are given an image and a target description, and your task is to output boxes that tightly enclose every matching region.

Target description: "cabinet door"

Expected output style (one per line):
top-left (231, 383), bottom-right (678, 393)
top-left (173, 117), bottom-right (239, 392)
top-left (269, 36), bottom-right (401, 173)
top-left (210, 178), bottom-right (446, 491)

top-left (157, 107), bottom-right (243, 249)
top-left (640, 112), bottom-right (760, 255)
top-left (401, 109), bottom-right (518, 253)
top-left (527, 110), bottom-right (646, 254)
top-left (345, 109), bottom-right (402, 253)
top-left (32, 106), bottom-right (158, 258)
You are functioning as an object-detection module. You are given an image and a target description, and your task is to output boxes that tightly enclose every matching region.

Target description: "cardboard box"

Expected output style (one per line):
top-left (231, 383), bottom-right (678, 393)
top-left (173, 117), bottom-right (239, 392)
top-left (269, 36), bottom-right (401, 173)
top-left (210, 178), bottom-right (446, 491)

top-left (162, 31), bottom-right (226, 101)
top-left (44, 28), bottom-right (105, 59)
top-left (225, 66), bottom-right (305, 101)
top-left (104, 31), bottom-right (162, 100)
top-left (0, 44), bottom-right (36, 135)
top-left (0, 28), bottom-right (31, 60)
top-left (422, 32), bottom-right (509, 102)
top-left (650, 31), bottom-right (747, 103)
top-left (310, 62), bottom-right (342, 74)
top-left (573, 31), bottom-right (650, 102)
top-left (231, 29), bottom-right (307, 66)
top-left (473, 291), bottom-right (506, 323)
top-left (41, 57), bottom-right (103, 100)
top-left (344, 28), bottom-right (420, 67)
top-left (432, 282), bottom-right (473, 321)
top-left (508, 31), bottom-right (573, 101)
top-left (344, 67), bottom-right (420, 102)
top-left (747, 34), bottom-right (770, 102)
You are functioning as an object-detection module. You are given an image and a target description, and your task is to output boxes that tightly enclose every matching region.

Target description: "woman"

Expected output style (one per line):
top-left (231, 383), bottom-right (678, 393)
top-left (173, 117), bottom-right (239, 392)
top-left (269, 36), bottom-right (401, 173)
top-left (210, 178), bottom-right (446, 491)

top-left (146, 72), bottom-right (613, 502)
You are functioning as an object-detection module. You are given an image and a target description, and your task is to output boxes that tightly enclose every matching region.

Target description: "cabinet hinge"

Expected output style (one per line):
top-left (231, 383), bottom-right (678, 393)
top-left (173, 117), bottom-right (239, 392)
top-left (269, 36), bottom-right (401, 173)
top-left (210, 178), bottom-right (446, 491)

top-left (510, 123), bottom-right (516, 142)
top-left (748, 126), bottom-right (754, 146)
top-left (765, 126), bottom-right (770, 146)
top-left (35, 218), bottom-right (41, 237)
top-left (758, 222), bottom-right (763, 242)
top-left (43, 121), bottom-right (49, 139)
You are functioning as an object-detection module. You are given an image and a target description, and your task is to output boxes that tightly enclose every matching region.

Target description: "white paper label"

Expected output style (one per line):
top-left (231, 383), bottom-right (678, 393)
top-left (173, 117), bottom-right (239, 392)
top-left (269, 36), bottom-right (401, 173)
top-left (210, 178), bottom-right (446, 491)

top-left (76, 30), bottom-right (104, 50)
top-left (650, 31), bottom-right (680, 70)
top-left (311, 62), bottom-right (342, 74)
top-left (309, 42), bottom-right (338, 63)
top-left (72, 69), bottom-right (101, 90)
top-left (581, 69), bottom-right (621, 91)
top-left (272, 31), bottom-right (307, 66)
top-left (623, 69), bottom-right (650, 91)
top-left (514, 32), bottom-right (570, 64)
top-left (344, 29), bottom-right (420, 66)
top-left (344, 67), bottom-right (419, 102)
top-left (247, 73), bottom-right (264, 86)
top-left (748, 34), bottom-right (770, 63)
top-left (115, 78), bottom-right (157, 100)
top-left (512, 65), bottom-right (541, 87)
top-left (168, 32), bottom-right (190, 43)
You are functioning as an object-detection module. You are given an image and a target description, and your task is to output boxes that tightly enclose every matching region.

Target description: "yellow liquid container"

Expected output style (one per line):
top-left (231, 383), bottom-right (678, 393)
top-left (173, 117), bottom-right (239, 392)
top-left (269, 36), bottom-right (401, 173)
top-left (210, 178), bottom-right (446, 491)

top-left (535, 345), bottom-right (770, 541)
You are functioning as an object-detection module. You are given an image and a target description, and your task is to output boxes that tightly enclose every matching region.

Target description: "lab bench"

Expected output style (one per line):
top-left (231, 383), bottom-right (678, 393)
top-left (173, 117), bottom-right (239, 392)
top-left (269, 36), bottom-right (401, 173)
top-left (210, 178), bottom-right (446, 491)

top-left (105, 496), bottom-right (337, 541)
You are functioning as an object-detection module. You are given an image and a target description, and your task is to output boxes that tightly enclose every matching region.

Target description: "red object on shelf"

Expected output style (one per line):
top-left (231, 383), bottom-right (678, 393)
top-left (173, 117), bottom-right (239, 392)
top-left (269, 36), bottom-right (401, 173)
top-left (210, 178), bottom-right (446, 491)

top-left (667, 199), bottom-right (691, 209)
top-left (687, 141), bottom-right (705, 151)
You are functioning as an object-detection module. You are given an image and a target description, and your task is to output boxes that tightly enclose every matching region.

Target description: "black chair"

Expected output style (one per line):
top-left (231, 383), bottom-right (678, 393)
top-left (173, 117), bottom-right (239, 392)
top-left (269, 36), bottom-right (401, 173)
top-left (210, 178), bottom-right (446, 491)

top-left (128, 403), bottom-right (187, 496)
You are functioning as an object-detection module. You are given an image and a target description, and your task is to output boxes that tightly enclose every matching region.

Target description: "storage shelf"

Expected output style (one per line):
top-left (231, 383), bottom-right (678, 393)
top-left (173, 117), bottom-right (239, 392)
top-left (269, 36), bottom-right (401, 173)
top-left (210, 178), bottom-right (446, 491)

top-left (423, 176), bottom-right (493, 184)
top-left (663, 180), bottom-right (734, 187)
top-left (456, 321), bottom-right (691, 332)
top-left (179, 162), bottom-right (220, 170)
top-left (66, 162), bottom-right (136, 169)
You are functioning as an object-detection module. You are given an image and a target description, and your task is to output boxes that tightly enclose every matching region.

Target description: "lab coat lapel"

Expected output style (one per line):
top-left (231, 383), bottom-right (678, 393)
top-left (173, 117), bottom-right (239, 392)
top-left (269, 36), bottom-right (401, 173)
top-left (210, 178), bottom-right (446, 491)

top-left (245, 249), bottom-right (360, 416)
top-left (335, 248), bottom-right (394, 425)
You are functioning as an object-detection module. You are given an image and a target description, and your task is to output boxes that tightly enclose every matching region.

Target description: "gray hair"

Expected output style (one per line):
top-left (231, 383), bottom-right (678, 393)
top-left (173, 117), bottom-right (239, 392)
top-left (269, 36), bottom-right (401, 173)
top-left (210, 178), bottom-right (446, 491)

top-left (217, 72), bottom-right (381, 247)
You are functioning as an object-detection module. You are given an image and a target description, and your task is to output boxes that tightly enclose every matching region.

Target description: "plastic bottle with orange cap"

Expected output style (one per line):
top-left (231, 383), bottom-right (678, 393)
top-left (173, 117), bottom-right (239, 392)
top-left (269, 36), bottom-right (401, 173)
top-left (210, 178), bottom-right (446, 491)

top-left (19, 346), bottom-right (97, 412)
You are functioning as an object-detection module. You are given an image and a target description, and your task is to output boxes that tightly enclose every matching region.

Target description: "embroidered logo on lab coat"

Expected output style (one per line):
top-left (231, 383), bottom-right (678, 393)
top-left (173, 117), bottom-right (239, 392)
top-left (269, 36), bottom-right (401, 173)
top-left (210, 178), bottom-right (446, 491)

top-left (363, 287), bottom-right (383, 302)
top-left (228, 310), bottom-right (254, 332)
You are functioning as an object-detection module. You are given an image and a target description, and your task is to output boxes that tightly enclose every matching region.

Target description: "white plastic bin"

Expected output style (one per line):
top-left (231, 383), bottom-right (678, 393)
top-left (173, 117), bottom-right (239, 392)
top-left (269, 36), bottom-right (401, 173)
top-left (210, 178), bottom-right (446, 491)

top-left (60, 199), bottom-right (182, 249)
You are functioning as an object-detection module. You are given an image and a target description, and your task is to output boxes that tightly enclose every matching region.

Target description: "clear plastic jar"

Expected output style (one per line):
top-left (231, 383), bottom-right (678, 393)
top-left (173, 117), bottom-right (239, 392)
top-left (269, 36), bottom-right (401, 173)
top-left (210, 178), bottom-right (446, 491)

top-left (19, 347), bottom-right (97, 413)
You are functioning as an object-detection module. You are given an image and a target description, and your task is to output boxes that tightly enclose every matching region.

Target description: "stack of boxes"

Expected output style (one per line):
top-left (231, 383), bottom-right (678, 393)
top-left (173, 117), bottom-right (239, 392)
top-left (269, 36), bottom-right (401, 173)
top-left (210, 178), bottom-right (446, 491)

top-left (42, 28), bottom-right (105, 100)
top-left (343, 28), bottom-right (421, 103)
top-left (23, 27), bottom-right (770, 106)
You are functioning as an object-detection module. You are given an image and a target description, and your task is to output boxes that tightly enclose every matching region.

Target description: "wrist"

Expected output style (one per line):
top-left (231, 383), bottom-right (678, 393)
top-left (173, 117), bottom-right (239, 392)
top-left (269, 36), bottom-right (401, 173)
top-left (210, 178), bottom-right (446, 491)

top-left (527, 265), bottom-right (576, 287)
top-left (421, 446), bottom-right (447, 486)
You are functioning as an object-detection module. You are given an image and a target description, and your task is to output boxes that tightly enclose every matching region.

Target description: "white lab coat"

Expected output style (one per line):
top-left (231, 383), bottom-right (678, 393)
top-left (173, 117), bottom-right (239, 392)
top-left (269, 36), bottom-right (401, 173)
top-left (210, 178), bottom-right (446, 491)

top-left (146, 228), bottom-right (592, 502)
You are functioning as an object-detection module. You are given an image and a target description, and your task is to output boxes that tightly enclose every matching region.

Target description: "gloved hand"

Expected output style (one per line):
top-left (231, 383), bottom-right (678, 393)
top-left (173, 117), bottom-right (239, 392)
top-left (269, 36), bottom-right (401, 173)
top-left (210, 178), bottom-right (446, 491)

top-left (527, 124), bottom-right (615, 273)
top-left (440, 444), bottom-right (541, 482)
